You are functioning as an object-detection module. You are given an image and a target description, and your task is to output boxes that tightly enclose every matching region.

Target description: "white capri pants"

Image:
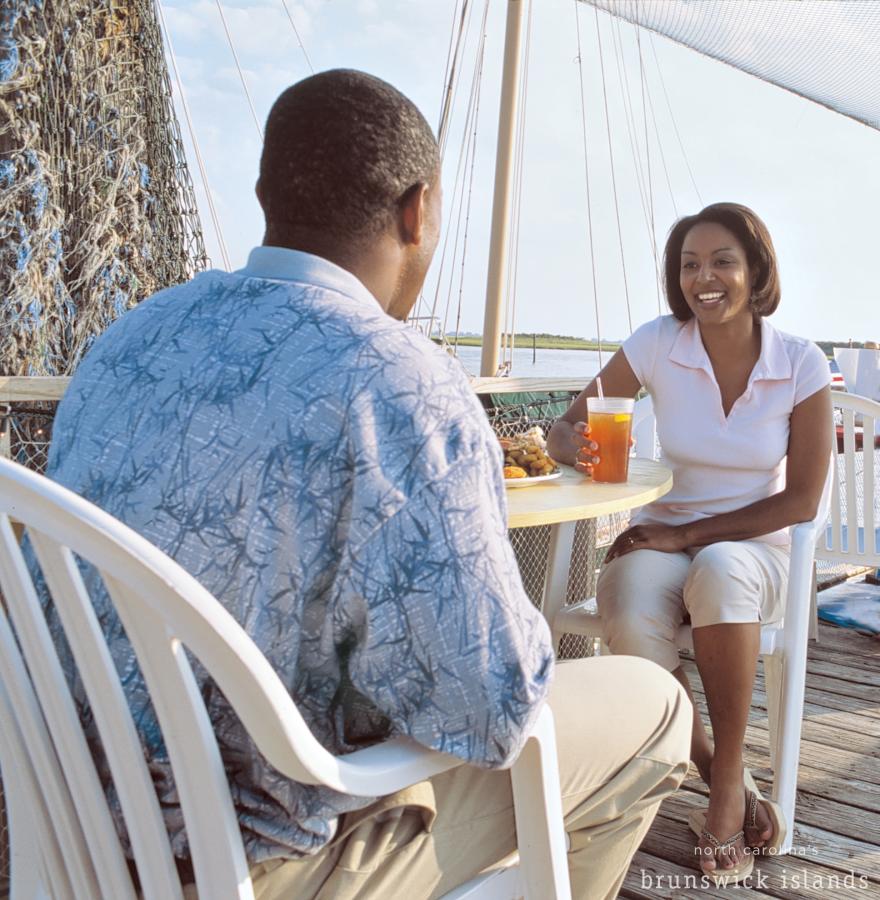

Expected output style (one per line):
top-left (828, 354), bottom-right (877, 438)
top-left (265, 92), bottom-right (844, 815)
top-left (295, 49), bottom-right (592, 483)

top-left (595, 540), bottom-right (791, 672)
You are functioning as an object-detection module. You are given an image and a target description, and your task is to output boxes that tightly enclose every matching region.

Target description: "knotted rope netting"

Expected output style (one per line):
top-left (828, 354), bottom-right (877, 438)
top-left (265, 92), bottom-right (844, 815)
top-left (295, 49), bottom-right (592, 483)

top-left (1, 0), bottom-right (208, 380)
top-left (0, 0), bottom-right (208, 505)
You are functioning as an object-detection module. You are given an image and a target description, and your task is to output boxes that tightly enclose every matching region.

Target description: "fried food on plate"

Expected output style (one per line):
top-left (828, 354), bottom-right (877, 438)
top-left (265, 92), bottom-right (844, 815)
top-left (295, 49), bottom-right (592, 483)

top-left (504, 465), bottom-right (528, 479)
top-left (501, 427), bottom-right (559, 478)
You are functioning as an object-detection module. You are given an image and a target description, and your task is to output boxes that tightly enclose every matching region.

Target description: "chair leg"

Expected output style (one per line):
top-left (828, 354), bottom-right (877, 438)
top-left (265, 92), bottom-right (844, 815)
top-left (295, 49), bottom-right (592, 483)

top-left (763, 653), bottom-right (783, 776)
top-left (808, 562), bottom-right (819, 643)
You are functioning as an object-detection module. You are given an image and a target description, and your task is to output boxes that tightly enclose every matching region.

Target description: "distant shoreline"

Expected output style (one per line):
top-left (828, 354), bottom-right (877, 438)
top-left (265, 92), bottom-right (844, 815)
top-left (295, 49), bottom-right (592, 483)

top-left (434, 335), bottom-right (621, 352)
top-left (435, 335), bottom-right (864, 357)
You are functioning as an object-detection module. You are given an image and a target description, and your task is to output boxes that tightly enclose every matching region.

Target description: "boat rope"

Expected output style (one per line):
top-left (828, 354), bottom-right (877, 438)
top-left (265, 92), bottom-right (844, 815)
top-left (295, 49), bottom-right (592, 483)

top-left (608, 15), bottom-right (652, 227)
top-left (451, 7), bottom-right (488, 355)
top-left (593, 7), bottom-right (633, 336)
top-left (648, 33), bottom-right (703, 207)
top-left (573, 2), bottom-right (604, 368)
top-left (157, 1), bottom-right (231, 270)
top-left (410, 0), bottom-right (474, 337)
top-left (279, 0), bottom-right (314, 74)
top-left (502, 0), bottom-right (535, 372)
top-left (633, 11), bottom-right (663, 314)
top-left (425, 0), bottom-right (488, 345)
top-left (214, 0), bottom-right (264, 140)
top-left (437, 0), bottom-right (469, 156)
top-left (0, 0), bottom-right (207, 376)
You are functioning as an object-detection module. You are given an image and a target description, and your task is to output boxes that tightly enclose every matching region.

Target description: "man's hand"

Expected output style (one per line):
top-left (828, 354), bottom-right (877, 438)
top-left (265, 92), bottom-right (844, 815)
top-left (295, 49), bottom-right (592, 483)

top-left (572, 421), bottom-right (600, 475)
top-left (604, 523), bottom-right (690, 563)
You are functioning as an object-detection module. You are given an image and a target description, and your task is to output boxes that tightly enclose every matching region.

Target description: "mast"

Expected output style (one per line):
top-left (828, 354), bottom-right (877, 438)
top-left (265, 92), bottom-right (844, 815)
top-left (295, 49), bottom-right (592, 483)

top-left (479, 0), bottom-right (526, 376)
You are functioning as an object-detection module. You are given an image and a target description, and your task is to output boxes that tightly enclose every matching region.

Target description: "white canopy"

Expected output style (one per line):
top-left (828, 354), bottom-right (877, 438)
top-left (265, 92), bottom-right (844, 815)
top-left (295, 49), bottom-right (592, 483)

top-left (580, 0), bottom-right (880, 131)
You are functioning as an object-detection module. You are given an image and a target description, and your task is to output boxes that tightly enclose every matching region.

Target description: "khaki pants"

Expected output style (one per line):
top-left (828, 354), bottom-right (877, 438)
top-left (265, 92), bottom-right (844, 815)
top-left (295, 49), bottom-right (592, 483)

top-left (210, 656), bottom-right (691, 900)
top-left (597, 541), bottom-right (790, 672)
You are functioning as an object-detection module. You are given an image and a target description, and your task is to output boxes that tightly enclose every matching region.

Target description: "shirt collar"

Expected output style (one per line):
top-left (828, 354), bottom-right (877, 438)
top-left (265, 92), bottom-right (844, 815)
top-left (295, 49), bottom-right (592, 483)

top-left (668, 316), bottom-right (792, 382)
top-left (237, 246), bottom-right (380, 310)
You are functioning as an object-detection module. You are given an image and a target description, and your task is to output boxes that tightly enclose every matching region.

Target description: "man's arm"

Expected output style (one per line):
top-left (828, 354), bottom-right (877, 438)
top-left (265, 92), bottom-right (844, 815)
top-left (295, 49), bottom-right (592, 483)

top-left (336, 457), bottom-right (554, 769)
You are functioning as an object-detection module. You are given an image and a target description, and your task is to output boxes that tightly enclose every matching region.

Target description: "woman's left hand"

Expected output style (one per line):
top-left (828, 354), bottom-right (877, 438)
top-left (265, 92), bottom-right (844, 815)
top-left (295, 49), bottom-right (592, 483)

top-left (604, 523), bottom-right (690, 563)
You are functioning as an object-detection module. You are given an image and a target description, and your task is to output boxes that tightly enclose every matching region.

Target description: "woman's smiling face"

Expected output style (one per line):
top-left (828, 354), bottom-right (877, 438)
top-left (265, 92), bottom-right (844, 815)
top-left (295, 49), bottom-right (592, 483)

top-left (680, 222), bottom-right (755, 326)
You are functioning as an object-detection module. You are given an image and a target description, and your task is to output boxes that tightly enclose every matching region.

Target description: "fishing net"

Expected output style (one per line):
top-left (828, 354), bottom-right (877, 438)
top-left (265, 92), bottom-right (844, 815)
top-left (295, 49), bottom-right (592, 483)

top-left (581, 0), bottom-right (880, 132)
top-left (0, 0), bottom-right (208, 380)
top-left (0, 0), bottom-right (207, 882)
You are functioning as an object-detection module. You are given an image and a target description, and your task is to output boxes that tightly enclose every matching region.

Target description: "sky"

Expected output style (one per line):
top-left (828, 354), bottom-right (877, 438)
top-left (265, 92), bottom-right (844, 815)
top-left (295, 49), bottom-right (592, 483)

top-left (160, 0), bottom-right (880, 345)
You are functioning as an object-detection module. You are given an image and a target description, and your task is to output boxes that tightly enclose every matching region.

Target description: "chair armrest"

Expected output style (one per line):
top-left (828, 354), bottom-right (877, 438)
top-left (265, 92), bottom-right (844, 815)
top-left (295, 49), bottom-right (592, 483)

top-left (509, 705), bottom-right (572, 900)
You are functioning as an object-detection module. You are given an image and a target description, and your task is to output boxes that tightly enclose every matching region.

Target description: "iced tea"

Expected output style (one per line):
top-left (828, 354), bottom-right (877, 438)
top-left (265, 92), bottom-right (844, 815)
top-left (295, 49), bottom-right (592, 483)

top-left (586, 398), bottom-right (634, 483)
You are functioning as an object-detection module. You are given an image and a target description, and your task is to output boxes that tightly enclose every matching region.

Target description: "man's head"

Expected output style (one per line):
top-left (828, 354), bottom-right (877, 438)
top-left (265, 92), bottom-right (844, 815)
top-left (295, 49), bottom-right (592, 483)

top-left (257, 69), bottom-right (441, 320)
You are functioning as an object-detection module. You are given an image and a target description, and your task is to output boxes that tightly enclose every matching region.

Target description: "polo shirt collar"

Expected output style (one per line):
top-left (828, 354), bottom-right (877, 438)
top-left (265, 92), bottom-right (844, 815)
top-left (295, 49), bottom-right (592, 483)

top-left (237, 246), bottom-right (379, 310)
top-left (669, 316), bottom-right (792, 382)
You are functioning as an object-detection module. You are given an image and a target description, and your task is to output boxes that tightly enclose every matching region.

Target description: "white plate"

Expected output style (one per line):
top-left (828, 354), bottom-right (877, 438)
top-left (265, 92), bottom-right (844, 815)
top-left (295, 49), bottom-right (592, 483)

top-left (504, 470), bottom-right (563, 488)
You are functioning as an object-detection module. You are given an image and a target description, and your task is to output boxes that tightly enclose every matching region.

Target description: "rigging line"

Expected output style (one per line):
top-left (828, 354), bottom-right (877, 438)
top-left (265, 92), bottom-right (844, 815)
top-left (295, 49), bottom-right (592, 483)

top-left (648, 33), bottom-right (703, 207)
top-left (157, 0), bottom-right (231, 270)
top-left (430, 0), bottom-right (488, 339)
top-left (452, 52), bottom-right (486, 357)
top-left (574, 2), bottom-right (603, 368)
top-left (505, 0), bottom-right (534, 369)
top-left (641, 63), bottom-right (678, 218)
top-left (280, 0), bottom-right (314, 73)
top-left (214, 0), bottom-right (264, 141)
top-left (593, 7), bottom-right (633, 336)
top-left (426, 3), bottom-right (482, 339)
top-left (437, 0), bottom-right (465, 150)
top-left (412, 0), bottom-right (472, 329)
top-left (608, 15), bottom-right (652, 237)
top-left (438, 0), bottom-right (476, 158)
top-left (633, 10), bottom-right (662, 315)
top-left (448, 1), bottom-right (491, 350)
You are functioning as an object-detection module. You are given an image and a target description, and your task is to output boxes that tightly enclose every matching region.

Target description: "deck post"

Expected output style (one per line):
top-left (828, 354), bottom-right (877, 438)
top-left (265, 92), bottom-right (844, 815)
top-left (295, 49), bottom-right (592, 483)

top-left (480, 0), bottom-right (525, 377)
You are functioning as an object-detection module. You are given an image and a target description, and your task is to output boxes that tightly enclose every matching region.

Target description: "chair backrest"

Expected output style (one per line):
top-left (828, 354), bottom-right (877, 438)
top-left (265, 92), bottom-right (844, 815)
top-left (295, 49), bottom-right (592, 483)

top-left (818, 392), bottom-right (880, 566)
top-left (0, 458), bottom-right (458, 900)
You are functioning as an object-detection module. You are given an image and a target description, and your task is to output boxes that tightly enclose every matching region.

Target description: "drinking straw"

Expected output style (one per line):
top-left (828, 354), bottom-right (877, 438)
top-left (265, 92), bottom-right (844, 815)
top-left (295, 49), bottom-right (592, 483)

top-left (596, 375), bottom-right (604, 399)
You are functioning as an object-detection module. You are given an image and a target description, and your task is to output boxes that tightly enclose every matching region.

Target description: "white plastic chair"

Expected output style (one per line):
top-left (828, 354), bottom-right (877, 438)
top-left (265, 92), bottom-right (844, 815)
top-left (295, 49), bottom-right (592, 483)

top-left (816, 392), bottom-right (880, 575)
top-left (549, 393), bottom-right (832, 854)
top-left (0, 457), bottom-right (571, 900)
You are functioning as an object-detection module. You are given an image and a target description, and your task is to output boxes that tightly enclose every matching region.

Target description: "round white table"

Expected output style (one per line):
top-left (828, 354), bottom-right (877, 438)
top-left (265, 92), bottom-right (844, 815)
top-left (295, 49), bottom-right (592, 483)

top-left (505, 459), bottom-right (673, 628)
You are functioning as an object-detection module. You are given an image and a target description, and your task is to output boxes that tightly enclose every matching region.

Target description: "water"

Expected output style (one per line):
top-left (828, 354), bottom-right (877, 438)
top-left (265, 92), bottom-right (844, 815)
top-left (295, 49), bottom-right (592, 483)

top-left (453, 345), bottom-right (605, 380)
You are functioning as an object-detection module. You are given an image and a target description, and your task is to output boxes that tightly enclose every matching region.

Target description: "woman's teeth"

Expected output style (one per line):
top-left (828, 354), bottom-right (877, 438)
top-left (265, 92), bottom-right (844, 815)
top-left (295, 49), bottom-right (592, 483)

top-left (697, 292), bottom-right (724, 302)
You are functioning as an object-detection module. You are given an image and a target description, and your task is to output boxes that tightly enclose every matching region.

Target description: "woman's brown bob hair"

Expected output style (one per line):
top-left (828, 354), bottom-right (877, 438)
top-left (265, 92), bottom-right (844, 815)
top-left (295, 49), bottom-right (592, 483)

top-left (663, 203), bottom-right (781, 321)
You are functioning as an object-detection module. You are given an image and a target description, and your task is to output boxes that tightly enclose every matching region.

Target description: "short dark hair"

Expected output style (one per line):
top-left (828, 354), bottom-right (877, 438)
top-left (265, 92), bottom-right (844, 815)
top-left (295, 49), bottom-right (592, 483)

top-left (258, 69), bottom-right (439, 245)
top-left (662, 203), bottom-right (781, 320)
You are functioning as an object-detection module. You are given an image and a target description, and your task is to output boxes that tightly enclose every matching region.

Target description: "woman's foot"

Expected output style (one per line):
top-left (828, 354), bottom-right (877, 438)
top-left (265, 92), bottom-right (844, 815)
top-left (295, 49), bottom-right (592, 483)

top-left (744, 786), bottom-right (775, 849)
top-left (697, 770), bottom-right (751, 877)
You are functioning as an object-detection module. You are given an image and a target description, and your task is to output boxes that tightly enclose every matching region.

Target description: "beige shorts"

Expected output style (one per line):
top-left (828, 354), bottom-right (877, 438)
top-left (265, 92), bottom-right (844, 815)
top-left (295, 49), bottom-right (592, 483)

top-left (596, 540), bottom-right (791, 672)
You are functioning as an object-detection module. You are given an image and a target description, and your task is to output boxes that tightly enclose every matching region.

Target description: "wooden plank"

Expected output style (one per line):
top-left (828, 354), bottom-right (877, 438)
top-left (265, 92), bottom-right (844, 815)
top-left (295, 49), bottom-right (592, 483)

top-left (0, 376), bottom-right (70, 402)
top-left (631, 816), bottom-right (878, 900)
top-left (620, 849), bottom-right (765, 898)
top-left (815, 622), bottom-right (880, 658)
top-left (686, 684), bottom-right (880, 759)
top-left (660, 792), bottom-right (880, 881)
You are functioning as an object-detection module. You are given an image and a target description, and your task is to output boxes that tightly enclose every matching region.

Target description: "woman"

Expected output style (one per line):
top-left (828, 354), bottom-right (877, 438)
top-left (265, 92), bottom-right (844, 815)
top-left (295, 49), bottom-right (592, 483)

top-left (547, 203), bottom-right (832, 884)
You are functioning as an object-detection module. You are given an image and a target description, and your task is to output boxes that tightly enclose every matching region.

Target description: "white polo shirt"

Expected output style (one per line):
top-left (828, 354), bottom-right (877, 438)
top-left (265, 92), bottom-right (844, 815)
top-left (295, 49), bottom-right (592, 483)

top-left (622, 315), bottom-right (830, 545)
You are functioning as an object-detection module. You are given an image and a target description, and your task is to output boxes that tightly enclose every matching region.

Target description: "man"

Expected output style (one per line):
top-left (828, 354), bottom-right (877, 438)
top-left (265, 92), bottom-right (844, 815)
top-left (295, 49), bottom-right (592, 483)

top-left (46, 70), bottom-right (690, 897)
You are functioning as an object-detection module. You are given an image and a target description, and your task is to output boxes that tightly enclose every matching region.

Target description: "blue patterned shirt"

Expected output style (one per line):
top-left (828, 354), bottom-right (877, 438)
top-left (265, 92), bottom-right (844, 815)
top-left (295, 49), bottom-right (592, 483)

top-left (46, 247), bottom-right (554, 863)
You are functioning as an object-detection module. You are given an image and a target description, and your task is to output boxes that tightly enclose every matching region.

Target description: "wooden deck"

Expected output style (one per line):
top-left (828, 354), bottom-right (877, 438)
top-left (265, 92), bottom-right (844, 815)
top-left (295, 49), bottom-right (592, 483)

top-left (621, 621), bottom-right (880, 898)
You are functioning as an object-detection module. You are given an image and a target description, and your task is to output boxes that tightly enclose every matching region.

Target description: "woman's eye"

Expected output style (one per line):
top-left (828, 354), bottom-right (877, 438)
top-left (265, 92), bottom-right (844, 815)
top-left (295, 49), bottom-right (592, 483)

top-left (681, 262), bottom-right (697, 270)
top-left (715, 258), bottom-right (733, 266)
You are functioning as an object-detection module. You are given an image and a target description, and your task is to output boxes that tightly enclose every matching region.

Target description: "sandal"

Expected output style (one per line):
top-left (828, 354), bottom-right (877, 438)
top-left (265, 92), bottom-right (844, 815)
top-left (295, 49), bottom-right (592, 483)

top-left (697, 827), bottom-right (754, 886)
top-left (688, 768), bottom-right (787, 854)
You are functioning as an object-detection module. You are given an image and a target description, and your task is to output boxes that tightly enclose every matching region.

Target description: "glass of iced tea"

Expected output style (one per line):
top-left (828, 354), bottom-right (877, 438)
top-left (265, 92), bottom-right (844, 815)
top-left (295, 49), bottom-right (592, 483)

top-left (586, 397), bottom-right (634, 483)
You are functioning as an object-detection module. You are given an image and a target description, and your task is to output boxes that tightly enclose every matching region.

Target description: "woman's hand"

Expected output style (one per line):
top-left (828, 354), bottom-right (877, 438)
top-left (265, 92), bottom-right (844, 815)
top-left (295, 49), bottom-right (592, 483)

top-left (571, 421), bottom-right (600, 476)
top-left (604, 523), bottom-right (690, 563)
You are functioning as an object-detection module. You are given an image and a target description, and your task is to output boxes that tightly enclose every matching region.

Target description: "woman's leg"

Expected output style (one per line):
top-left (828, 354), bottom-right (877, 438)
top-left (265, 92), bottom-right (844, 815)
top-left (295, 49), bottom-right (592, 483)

top-left (597, 549), bottom-right (713, 775)
top-left (685, 541), bottom-right (790, 873)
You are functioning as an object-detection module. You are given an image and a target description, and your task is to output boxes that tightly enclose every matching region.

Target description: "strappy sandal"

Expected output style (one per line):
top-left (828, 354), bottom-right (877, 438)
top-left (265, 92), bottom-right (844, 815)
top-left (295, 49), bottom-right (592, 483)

top-left (688, 768), bottom-right (787, 854)
top-left (697, 827), bottom-right (754, 886)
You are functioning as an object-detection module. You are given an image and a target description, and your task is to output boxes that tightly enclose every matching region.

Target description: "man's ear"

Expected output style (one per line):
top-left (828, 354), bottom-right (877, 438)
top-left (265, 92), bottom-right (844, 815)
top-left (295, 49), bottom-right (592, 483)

top-left (255, 178), bottom-right (265, 212)
top-left (398, 182), bottom-right (429, 246)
